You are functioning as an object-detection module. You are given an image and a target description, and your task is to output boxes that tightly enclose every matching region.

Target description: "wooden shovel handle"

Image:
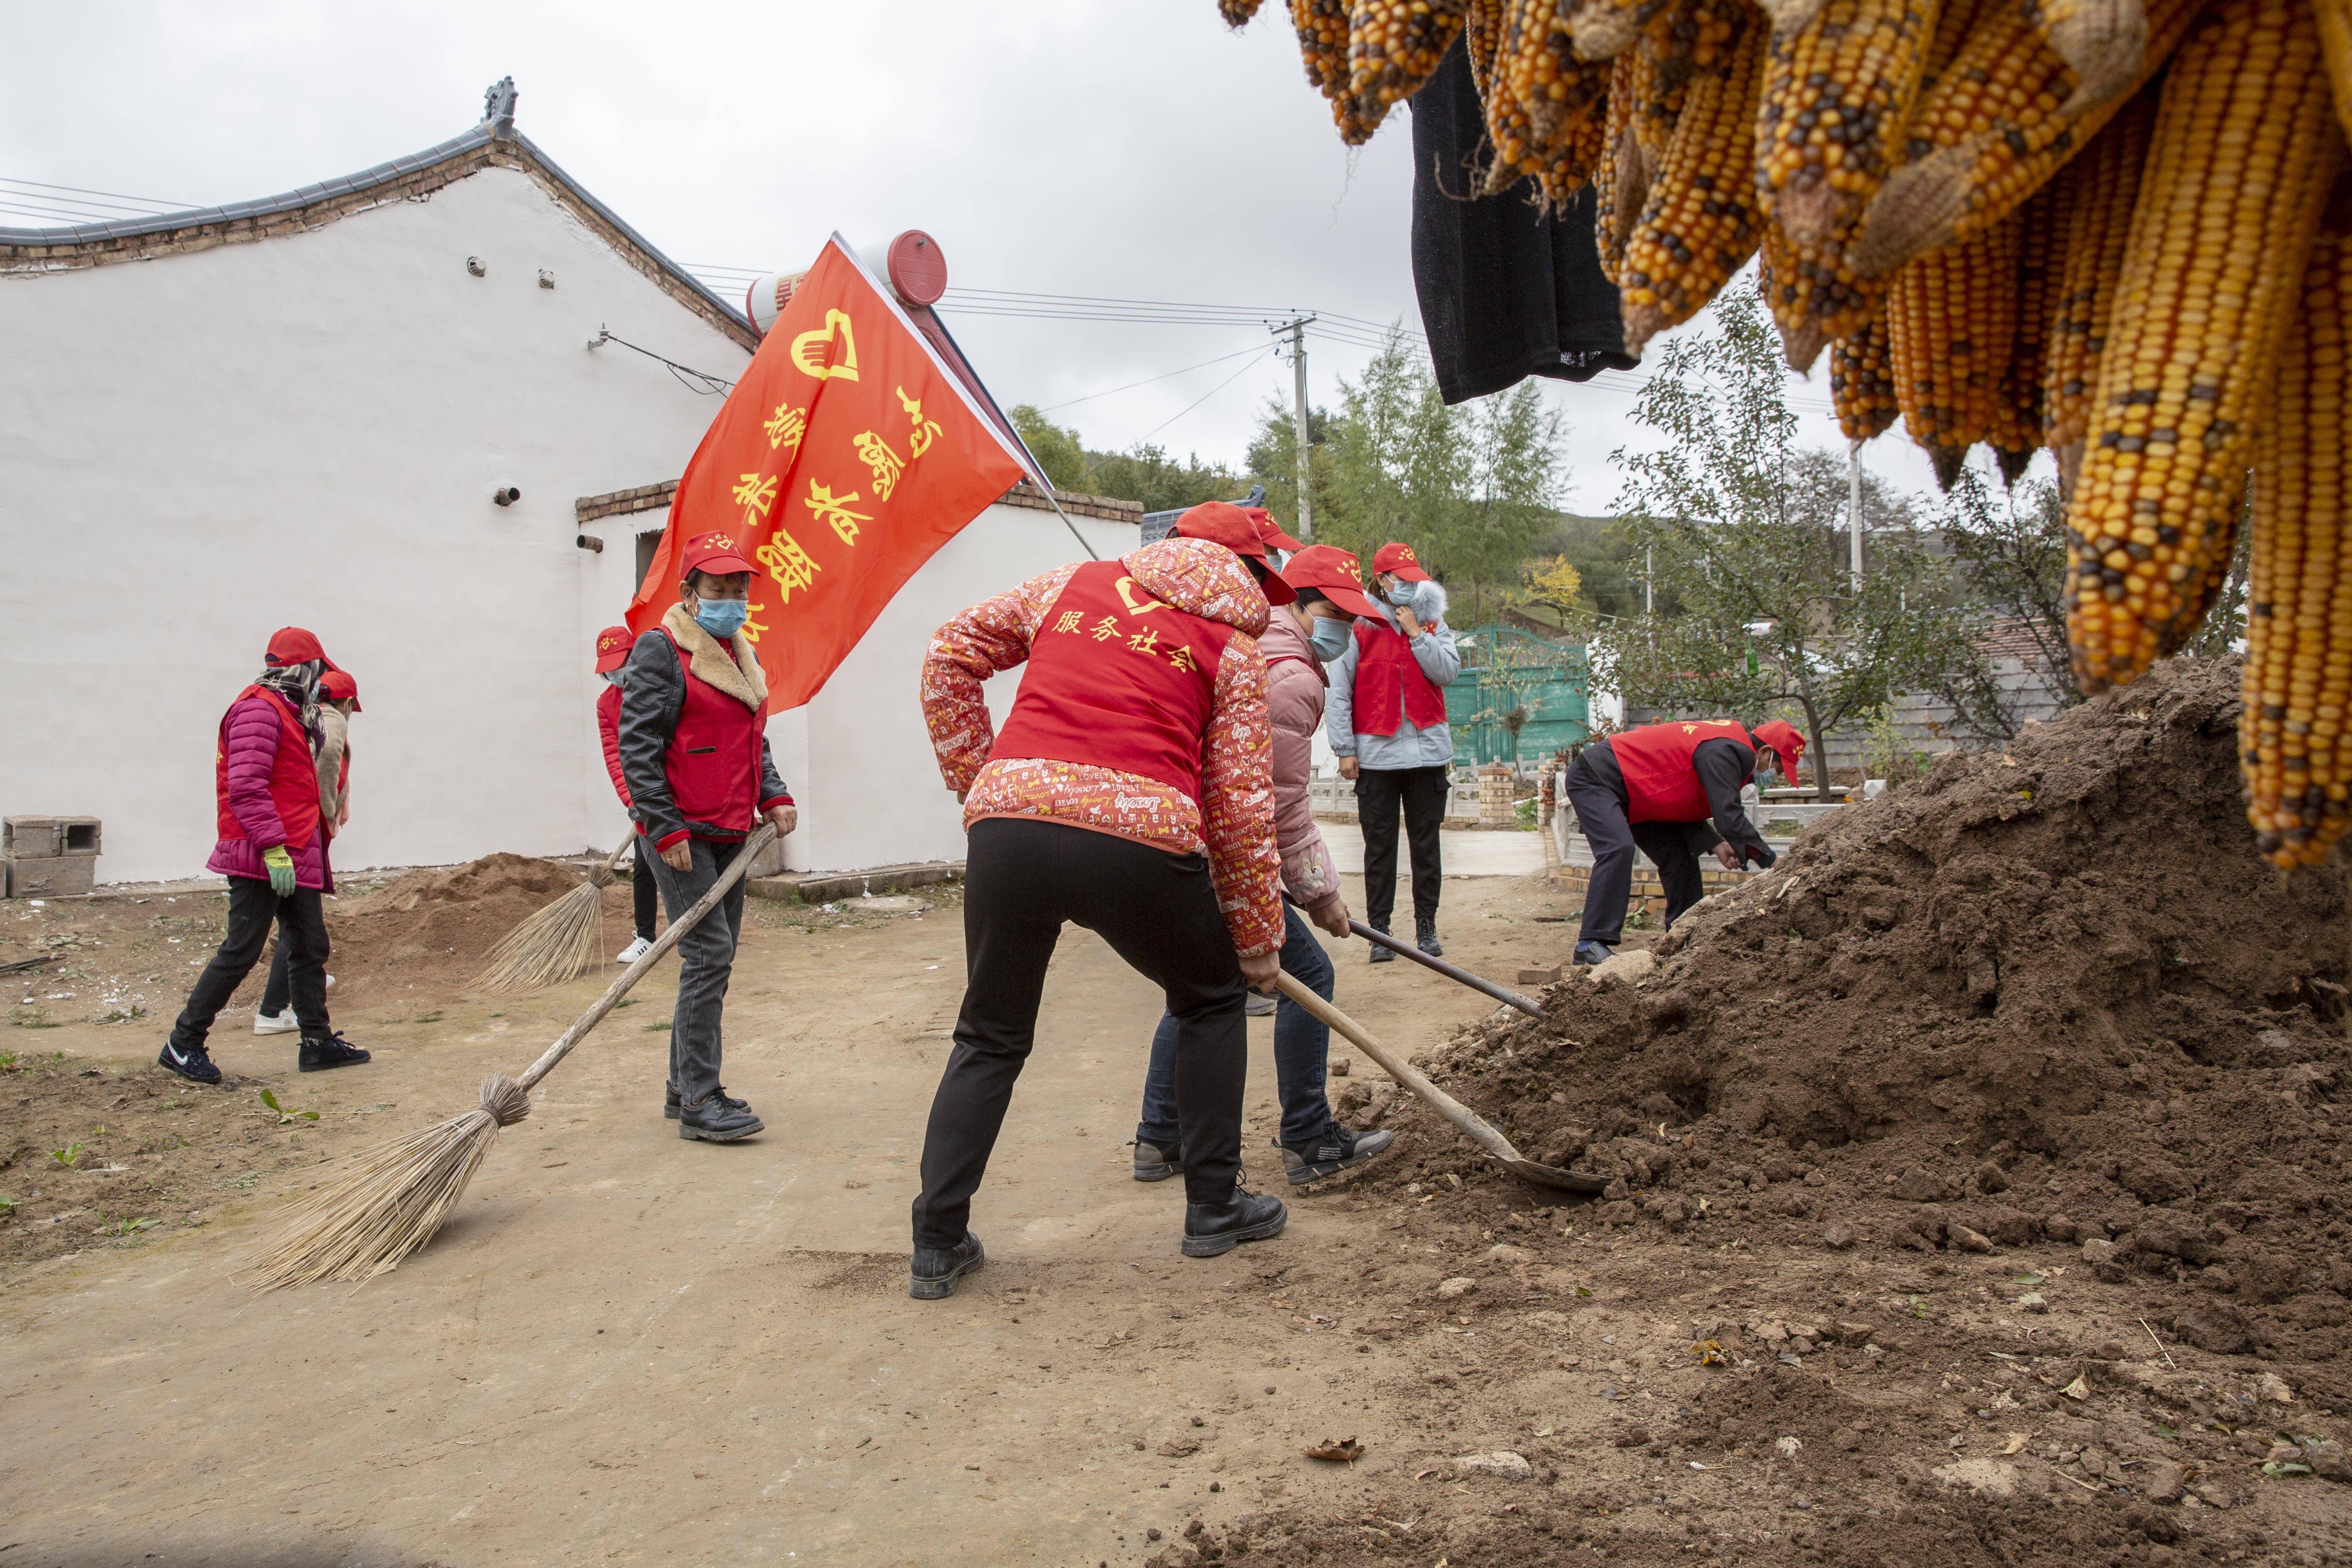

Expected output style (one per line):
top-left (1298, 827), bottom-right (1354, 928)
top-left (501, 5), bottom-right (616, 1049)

top-left (514, 823), bottom-right (778, 1093)
top-left (1347, 919), bottom-right (1542, 1017)
top-left (1273, 972), bottom-right (1522, 1167)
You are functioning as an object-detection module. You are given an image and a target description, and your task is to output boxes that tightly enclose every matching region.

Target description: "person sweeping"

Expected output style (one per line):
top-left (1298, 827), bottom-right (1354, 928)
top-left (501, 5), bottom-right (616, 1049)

top-left (595, 624), bottom-right (660, 966)
top-left (1561, 718), bottom-right (1806, 967)
top-left (1131, 540), bottom-right (1397, 1188)
top-left (912, 505), bottom-right (1288, 1298)
top-left (161, 628), bottom-right (370, 1085)
top-left (253, 667), bottom-right (358, 1035)
top-left (617, 531), bottom-right (798, 1141)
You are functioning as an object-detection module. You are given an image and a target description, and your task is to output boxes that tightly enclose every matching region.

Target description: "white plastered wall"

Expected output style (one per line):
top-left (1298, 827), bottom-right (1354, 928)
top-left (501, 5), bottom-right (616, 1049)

top-left (0, 166), bottom-right (752, 883)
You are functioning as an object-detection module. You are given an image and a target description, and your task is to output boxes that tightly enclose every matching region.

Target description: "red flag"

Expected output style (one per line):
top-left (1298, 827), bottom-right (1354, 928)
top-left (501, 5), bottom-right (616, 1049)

top-left (627, 235), bottom-right (1029, 711)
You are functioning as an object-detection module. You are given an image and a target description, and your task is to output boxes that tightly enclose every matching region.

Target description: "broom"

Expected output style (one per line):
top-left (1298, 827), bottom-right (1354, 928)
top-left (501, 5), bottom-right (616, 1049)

top-left (246, 822), bottom-right (778, 1290)
top-left (473, 829), bottom-right (639, 992)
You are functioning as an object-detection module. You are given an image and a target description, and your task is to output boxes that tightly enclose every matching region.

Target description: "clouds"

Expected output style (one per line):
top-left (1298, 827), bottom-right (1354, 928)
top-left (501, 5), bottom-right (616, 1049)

top-left (5, 0), bottom-right (1974, 511)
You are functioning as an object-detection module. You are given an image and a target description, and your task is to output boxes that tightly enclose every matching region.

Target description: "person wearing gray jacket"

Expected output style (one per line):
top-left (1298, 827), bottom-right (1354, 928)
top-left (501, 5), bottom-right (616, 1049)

top-left (1325, 542), bottom-right (1460, 960)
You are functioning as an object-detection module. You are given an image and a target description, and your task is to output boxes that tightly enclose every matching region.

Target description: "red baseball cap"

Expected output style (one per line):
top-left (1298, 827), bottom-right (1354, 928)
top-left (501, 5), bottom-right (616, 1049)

top-left (1279, 545), bottom-right (1383, 618)
top-left (1753, 719), bottom-right (1807, 773)
top-left (1242, 506), bottom-right (1304, 554)
top-left (1372, 541), bottom-right (1431, 583)
top-left (319, 670), bottom-right (360, 711)
top-left (1171, 502), bottom-right (1297, 605)
top-left (679, 529), bottom-right (756, 579)
top-left (265, 627), bottom-right (340, 672)
top-left (594, 624), bottom-right (634, 673)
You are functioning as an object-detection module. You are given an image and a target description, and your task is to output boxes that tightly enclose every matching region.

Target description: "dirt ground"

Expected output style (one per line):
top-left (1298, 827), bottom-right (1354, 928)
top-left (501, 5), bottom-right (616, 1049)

top-left (4, 779), bottom-right (2350, 1564)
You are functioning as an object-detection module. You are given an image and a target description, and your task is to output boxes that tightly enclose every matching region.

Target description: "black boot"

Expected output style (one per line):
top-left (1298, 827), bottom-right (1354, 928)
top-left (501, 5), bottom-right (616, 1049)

top-left (1278, 1125), bottom-right (1397, 1185)
top-left (677, 1089), bottom-right (764, 1142)
top-left (1367, 926), bottom-right (1396, 963)
top-left (1133, 1138), bottom-right (1184, 1182)
top-left (909, 1230), bottom-right (985, 1299)
top-left (299, 1032), bottom-right (371, 1072)
top-left (1416, 918), bottom-right (1443, 958)
top-left (1182, 1188), bottom-right (1288, 1258)
top-left (664, 1082), bottom-right (747, 1122)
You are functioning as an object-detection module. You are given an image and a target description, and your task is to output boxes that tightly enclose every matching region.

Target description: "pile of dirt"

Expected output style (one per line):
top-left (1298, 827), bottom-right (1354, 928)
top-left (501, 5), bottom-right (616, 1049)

top-left (316, 853), bottom-right (622, 1002)
top-left (1379, 656), bottom-right (2352, 1373)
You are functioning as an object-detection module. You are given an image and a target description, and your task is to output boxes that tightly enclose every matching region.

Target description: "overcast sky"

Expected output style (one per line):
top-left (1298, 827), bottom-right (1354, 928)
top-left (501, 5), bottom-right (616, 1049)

top-left (3, 0), bottom-right (1991, 513)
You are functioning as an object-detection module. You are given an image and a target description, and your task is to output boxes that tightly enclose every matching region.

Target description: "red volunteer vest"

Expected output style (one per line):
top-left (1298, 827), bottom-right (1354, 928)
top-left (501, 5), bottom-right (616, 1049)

top-left (214, 686), bottom-right (323, 848)
top-left (990, 560), bottom-right (1234, 797)
top-left (1611, 720), bottom-right (1757, 825)
top-left (659, 629), bottom-right (769, 834)
top-left (1350, 618), bottom-right (1447, 737)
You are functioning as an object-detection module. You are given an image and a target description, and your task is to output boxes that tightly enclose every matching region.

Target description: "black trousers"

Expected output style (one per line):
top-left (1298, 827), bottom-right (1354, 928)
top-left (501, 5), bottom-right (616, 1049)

top-left (912, 818), bottom-right (1248, 1249)
top-left (631, 835), bottom-right (659, 942)
top-left (1355, 764), bottom-right (1449, 932)
top-left (1563, 755), bottom-right (1717, 947)
top-left (171, 876), bottom-right (330, 1049)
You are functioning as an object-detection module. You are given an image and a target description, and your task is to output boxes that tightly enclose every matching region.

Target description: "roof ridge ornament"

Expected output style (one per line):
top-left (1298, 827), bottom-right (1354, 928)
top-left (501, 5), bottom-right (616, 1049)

top-left (482, 77), bottom-right (518, 135)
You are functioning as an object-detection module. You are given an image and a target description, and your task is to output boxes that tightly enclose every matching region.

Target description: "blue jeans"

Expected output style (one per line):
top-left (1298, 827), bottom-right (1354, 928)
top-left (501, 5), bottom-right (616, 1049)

top-left (1137, 904), bottom-right (1336, 1150)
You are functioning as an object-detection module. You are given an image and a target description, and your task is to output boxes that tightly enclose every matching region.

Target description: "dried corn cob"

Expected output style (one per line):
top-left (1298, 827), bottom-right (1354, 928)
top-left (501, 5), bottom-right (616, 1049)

top-left (1851, 0), bottom-right (2204, 279)
top-left (2245, 190), bottom-right (2352, 867)
top-left (1888, 215), bottom-right (2024, 488)
top-left (1466, 0), bottom-right (1506, 96)
top-left (1595, 51), bottom-right (1650, 281)
top-left (1754, 0), bottom-right (1941, 249)
top-left (1831, 313), bottom-right (1901, 439)
top-left (1221, 0), bottom-right (1268, 24)
top-left (2320, 0), bottom-right (2352, 145)
top-left (1293, 0), bottom-right (1353, 109)
top-left (1759, 225), bottom-right (1888, 369)
top-left (1344, 0), bottom-right (1472, 143)
top-left (1621, 1), bottom-right (1769, 347)
top-left (2039, 82), bottom-right (2157, 495)
top-left (1533, 99), bottom-right (1617, 206)
top-left (1989, 181), bottom-right (2071, 480)
top-left (2065, 0), bottom-right (2343, 694)
top-left (2024, 0), bottom-right (2150, 110)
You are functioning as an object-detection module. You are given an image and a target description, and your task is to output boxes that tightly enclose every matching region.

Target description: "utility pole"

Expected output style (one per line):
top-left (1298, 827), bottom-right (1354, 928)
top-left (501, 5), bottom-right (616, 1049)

top-left (1645, 547), bottom-right (1654, 615)
top-left (1272, 315), bottom-right (1317, 542)
top-left (1847, 439), bottom-right (1865, 593)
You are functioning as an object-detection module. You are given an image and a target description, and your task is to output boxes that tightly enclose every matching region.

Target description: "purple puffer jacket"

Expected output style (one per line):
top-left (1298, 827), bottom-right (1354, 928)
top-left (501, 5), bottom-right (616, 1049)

top-left (205, 692), bottom-right (333, 893)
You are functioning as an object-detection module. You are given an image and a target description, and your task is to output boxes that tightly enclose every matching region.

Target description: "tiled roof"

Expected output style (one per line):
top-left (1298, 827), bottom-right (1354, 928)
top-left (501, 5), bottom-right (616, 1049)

top-left (1, 113), bottom-right (759, 352)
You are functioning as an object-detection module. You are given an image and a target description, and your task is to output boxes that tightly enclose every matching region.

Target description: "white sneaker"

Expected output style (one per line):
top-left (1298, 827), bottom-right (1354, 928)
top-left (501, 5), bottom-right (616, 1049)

top-left (615, 936), bottom-right (654, 965)
top-left (325, 972), bottom-right (336, 991)
top-left (253, 1008), bottom-right (299, 1035)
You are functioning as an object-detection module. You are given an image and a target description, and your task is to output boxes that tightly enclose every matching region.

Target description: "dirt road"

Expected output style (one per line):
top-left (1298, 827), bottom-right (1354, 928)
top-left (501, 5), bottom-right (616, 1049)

top-left (0, 871), bottom-right (1561, 1566)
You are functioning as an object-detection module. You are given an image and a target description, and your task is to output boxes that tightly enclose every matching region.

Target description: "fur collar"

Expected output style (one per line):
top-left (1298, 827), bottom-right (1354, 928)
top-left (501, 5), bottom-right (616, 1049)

top-left (661, 603), bottom-right (766, 710)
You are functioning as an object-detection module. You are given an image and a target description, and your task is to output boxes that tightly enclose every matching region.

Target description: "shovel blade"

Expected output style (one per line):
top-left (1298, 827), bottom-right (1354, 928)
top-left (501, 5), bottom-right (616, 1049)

top-left (1493, 1156), bottom-right (1612, 1194)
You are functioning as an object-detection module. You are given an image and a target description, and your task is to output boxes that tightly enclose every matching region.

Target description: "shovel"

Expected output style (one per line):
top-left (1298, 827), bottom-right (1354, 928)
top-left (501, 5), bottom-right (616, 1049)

top-left (1273, 974), bottom-right (1608, 1194)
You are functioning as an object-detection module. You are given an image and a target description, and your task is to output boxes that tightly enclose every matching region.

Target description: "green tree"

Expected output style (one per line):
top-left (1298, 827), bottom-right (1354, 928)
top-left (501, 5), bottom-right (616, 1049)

top-left (1597, 290), bottom-right (2008, 798)
top-left (1243, 397), bottom-right (1338, 542)
top-left (1937, 470), bottom-right (2080, 712)
top-left (1084, 444), bottom-right (1242, 513)
top-left (1008, 405), bottom-right (1089, 492)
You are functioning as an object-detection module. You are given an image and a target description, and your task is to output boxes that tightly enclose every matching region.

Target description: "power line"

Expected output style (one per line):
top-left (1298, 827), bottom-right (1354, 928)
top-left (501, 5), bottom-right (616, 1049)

top-left (1138, 345), bottom-right (1283, 440)
top-left (1035, 342), bottom-right (1275, 413)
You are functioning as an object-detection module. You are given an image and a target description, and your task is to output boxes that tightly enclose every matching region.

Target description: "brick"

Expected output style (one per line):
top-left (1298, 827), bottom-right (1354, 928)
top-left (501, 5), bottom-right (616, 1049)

top-left (5, 855), bottom-right (96, 897)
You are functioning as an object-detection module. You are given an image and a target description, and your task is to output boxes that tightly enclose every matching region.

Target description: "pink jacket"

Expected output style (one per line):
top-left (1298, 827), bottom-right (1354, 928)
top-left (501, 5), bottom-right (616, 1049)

top-left (1259, 609), bottom-right (1344, 919)
top-left (205, 693), bottom-right (333, 892)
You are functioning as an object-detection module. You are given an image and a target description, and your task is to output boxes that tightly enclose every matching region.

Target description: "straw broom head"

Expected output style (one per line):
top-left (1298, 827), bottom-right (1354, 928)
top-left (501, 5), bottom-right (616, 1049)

top-left (472, 871), bottom-right (608, 993)
top-left (241, 1075), bottom-right (532, 1290)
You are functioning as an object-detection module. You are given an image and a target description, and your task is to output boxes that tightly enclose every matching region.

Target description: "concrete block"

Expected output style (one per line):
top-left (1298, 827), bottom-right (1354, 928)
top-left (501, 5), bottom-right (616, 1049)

top-left (2, 817), bottom-right (100, 858)
top-left (5, 855), bottom-right (96, 897)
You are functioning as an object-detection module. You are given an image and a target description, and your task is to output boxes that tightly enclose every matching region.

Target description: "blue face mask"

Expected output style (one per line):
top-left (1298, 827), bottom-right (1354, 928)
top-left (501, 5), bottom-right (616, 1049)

top-left (1309, 617), bottom-right (1353, 662)
top-left (694, 597), bottom-right (750, 639)
top-left (1385, 584), bottom-right (1416, 608)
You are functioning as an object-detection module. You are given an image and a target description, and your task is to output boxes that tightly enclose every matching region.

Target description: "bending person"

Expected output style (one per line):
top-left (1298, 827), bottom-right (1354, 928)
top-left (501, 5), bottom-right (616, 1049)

top-left (1133, 541), bottom-right (1397, 1187)
top-left (617, 531), bottom-right (798, 1142)
top-left (912, 506), bottom-right (1289, 1299)
top-left (1563, 719), bottom-right (1806, 966)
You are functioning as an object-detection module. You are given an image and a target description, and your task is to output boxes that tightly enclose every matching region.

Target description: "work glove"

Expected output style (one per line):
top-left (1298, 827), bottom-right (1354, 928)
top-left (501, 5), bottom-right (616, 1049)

top-left (1745, 842), bottom-right (1778, 871)
top-left (261, 844), bottom-right (297, 897)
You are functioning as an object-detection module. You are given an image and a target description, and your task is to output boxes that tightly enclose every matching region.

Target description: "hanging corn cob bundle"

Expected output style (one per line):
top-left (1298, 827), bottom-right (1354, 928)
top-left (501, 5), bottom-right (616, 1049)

top-left (1484, 0), bottom-right (1616, 196)
top-left (1346, 0), bottom-right (1474, 142)
top-left (1886, 214), bottom-right (2024, 487)
top-left (2064, 0), bottom-right (2342, 692)
top-left (2245, 180), bottom-right (2352, 867)
top-left (1989, 182), bottom-right (2071, 482)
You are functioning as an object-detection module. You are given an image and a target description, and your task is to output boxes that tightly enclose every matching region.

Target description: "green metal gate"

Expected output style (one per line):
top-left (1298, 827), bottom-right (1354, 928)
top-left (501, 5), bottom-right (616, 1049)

top-left (1444, 625), bottom-right (1591, 767)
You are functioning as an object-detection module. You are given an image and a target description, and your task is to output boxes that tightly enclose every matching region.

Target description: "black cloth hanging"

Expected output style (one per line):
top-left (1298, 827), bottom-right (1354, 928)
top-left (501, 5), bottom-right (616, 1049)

top-left (1407, 36), bottom-right (1637, 405)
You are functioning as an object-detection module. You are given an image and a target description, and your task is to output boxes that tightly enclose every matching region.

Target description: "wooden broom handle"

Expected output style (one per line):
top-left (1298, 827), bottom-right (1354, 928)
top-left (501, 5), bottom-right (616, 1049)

top-left (513, 823), bottom-right (778, 1093)
top-left (603, 827), bottom-right (639, 873)
top-left (1273, 972), bottom-right (1520, 1166)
